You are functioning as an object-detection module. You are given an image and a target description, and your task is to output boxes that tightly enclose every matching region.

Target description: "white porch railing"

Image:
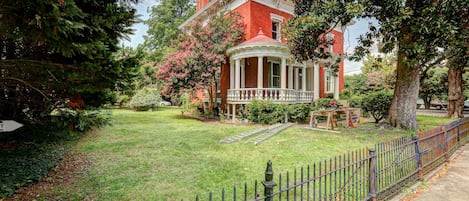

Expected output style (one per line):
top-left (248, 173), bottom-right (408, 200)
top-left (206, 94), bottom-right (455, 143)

top-left (227, 88), bottom-right (314, 104)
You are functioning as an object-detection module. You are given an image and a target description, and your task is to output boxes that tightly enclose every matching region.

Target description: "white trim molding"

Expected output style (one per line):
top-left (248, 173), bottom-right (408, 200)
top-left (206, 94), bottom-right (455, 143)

top-left (179, 0), bottom-right (221, 30)
top-left (227, 42), bottom-right (290, 60)
top-left (270, 13), bottom-right (285, 22)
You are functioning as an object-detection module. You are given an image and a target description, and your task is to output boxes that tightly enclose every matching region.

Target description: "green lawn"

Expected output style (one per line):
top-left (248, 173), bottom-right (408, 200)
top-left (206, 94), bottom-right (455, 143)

top-left (2, 108), bottom-right (453, 200)
top-left (51, 108), bottom-right (450, 201)
top-left (417, 115), bottom-right (454, 130)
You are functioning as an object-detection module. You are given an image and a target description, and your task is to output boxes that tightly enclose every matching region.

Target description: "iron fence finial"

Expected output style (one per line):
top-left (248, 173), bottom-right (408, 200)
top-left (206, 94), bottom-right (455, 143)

top-left (263, 160), bottom-right (276, 201)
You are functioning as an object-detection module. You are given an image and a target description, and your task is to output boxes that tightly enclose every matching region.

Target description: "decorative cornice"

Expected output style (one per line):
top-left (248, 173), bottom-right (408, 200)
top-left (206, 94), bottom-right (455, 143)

top-left (178, 0), bottom-right (221, 30)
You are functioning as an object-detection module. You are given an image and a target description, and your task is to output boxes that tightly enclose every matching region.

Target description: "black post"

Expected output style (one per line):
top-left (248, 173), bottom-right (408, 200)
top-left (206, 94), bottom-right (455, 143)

top-left (262, 160), bottom-right (277, 201)
top-left (368, 148), bottom-right (377, 201)
top-left (413, 135), bottom-right (423, 181)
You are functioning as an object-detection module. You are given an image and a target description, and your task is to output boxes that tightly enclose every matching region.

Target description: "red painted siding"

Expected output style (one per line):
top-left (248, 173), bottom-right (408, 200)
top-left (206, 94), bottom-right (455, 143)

top-left (319, 29), bottom-right (345, 98)
top-left (331, 30), bottom-right (345, 92)
top-left (248, 2), bottom-right (292, 41)
top-left (220, 62), bottom-right (230, 110)
top-left (244, 58), bottom-right (258, 88)
top-left (232, 3), bottom-right (252, 39)
top-left (196, 0), bottom-right (210, 10)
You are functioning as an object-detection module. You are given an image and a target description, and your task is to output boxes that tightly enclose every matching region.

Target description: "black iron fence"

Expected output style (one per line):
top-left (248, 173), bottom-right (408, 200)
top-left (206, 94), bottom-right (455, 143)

top-left (191, 118), bottom-right (469, 201)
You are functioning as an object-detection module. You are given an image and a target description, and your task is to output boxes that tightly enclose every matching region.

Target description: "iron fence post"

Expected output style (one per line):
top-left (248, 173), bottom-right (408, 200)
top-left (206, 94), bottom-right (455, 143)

top-left (412, 135), bottom-right (423, 181)
top-left (262, 160), bottom-right (277, 201)
top-left (367, 148), bottom-right (377, 201)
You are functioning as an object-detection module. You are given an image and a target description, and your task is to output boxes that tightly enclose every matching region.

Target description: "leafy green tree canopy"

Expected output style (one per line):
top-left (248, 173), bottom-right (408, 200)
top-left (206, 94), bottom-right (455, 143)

top-left (143, 0), bottom-right (195, 62)
top-left (0, 0), bottom-right (139, 123)
top-left (362, 54), bottom-right (396, 91)
top-left (419, 67), bottom-right (448, 109)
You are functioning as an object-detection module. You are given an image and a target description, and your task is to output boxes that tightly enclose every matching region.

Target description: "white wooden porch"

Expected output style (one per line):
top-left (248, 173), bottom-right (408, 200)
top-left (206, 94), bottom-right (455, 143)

top-left (227, 88), bottom-right (314, 104)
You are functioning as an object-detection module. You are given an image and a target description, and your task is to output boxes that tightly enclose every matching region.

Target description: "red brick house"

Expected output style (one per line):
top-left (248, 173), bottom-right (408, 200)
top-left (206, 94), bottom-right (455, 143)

top-left (180, 0), bottom-right (346, 120)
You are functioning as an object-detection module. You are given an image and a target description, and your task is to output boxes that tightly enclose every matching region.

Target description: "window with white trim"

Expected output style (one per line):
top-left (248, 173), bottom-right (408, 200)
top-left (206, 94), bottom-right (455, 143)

top-left (269, 62), bottom-right (280, 88)
top-left (325, 69), bottom-right (335, 93)
top-left (326, 33), bottom-right (334, 53)
top-left (272, 21), bottom-right (280, 41)
top-left (270, 13), bottom-right (284, 41)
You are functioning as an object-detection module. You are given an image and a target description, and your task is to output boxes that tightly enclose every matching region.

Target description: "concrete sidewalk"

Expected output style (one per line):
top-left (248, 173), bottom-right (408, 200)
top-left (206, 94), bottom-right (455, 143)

top-left (409, 144), bottom-right (469, 201)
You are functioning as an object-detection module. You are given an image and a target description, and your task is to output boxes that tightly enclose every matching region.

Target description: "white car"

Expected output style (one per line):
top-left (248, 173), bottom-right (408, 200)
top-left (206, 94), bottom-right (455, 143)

top-left (160, 100), bottom-right (171, 106)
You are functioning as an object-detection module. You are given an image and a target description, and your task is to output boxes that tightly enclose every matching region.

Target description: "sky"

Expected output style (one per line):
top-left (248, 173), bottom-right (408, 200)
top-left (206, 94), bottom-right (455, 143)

top-left (119, 0), bottom-right (153, 48)
top-left (120, 0), bottom-right (374, 75)
top-left (343, 19), bottom-right (376, 75)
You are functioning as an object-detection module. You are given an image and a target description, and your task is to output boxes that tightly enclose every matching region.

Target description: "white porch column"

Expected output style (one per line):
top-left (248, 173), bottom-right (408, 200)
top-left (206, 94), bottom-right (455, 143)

top-left (302, 65), bottom-right (307, 91)
top-left (288, 64), bottom-right (293, 89)
top-left (241, 59), bottom-right (245, 88)
top-left (294, 68), bottom-right (299, 90)
top-left (230, 61), bottom-right (234, 89)
top-left (235, 59), bottom-right (241, 89)
top-left (309, 64), bottom-right (314, 91)
top-left (232, 104), bottom-right (236, 122)
top-left (334, 74), bottom-right (340, 100)
top-left (281, 57), bottom-right (287, 100)
top-left (257, 56), bottom-right (263, 88)
top-left (281, 57), bottom-right (287, 89)
top-left (313, 62), bottom-right (320, 100)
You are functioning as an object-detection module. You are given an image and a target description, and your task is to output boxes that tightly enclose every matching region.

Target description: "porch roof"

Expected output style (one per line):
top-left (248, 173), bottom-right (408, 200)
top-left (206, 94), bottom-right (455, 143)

top-left (227, 29), bottom-right (290, 60)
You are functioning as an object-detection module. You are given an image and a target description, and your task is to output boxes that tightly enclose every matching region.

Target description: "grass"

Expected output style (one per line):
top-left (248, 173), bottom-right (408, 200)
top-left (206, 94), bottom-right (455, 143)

top-left (0, 108), bottom-right (454, 200)
top-left (54, 108), bottom-right (440, 200)
top-left (417, 115), bottom-right (453, 130)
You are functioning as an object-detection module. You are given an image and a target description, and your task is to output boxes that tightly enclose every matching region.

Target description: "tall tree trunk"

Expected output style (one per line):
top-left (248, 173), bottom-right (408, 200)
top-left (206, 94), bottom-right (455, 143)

top-left (388, 48), bottom-right (419, 129)
top-left (207, 77), bottom-right (217, 115)
top-left (388, 23), bottom-right (420, 130)
top-left (207, 87), bottom-right (214, 115)
top-left (447, 67), bottom-right (464, 118)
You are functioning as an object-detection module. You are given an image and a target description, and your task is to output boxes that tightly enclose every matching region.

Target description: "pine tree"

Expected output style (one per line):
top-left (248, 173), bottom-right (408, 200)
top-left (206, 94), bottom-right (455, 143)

top-left (0, 0), bottom-right (139, 123)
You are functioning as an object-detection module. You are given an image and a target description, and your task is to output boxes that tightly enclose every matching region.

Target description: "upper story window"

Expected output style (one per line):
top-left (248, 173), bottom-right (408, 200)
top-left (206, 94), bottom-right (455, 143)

top-left (326, 33), bottom-right (335, 53)
top-left (270, 13), bottom-right (284, 41)
top-left (272, 21), bottom-right (280, 41)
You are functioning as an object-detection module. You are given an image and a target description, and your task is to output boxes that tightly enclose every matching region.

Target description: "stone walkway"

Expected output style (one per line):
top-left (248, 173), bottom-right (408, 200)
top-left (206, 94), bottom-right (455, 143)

top-left (251, 123), bottom-right (294, 145)
top-left (409, 144), bottom-right (469, 201)
top-left (219, 123), bottom-right (294, 144)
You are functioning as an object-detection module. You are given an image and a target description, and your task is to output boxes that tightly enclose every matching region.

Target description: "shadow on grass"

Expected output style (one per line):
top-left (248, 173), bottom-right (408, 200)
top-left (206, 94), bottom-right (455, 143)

top-left (150, 106), bottom-right (176, 112)
top-left (173, 113), bottom-right (206, 121)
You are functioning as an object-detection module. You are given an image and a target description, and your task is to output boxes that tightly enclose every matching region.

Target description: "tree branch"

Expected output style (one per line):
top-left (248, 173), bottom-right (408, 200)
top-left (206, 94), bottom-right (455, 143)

top-left (0, 59), bottom-right (82, 70)
top-left (2, 77), bottom-right (49, 99)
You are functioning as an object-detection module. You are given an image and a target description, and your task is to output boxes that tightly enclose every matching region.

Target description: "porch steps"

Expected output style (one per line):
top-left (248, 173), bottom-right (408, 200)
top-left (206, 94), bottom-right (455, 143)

top-left (251, 123), bottom-right (295, 145)
top-left (219, 123), bottom-right (283, 144)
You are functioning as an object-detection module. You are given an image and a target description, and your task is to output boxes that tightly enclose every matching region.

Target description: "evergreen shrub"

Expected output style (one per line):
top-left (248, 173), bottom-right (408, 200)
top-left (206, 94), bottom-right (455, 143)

top-left (361, 91), bottom-right (393, 123)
